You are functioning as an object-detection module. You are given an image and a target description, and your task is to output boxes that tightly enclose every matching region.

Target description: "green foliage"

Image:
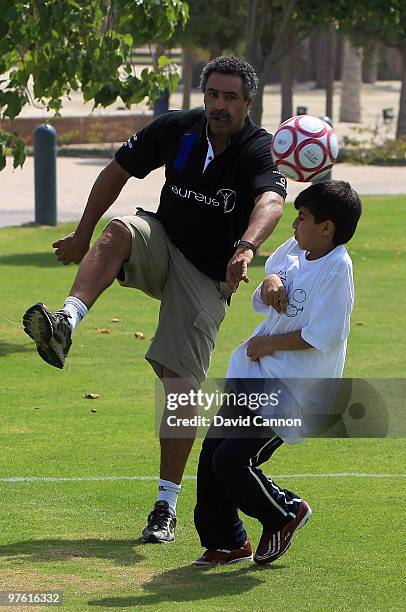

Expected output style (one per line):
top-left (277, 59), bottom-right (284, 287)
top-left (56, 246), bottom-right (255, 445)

top-left (338, 0), bottom-right (406, 48)
top-left (341, 125), bottom-right (406, 164)
top-left (0, 0), bottom-right (189, 169)
top-left (342, 137), bottom-right (406, 165)
top-left (177, 0), bottom-right (246, 53)
top-left (0, 128), bottom-right (26, 170)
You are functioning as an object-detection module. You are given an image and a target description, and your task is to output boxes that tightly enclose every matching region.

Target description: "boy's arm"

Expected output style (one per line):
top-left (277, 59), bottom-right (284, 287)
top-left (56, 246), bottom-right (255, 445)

top-left (247, 330), bottom-right (313, 362)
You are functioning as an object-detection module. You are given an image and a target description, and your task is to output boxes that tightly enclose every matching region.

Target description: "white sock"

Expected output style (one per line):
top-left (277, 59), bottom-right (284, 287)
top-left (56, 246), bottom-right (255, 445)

top-left (61, 296), bottom-right (88, 332)
top-left (157, 479), bottom-right (181, 515)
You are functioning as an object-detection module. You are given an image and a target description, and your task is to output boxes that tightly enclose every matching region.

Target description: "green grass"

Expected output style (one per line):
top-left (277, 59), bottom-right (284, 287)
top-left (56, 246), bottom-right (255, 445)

top-left (0, 196), bottom-right (405, 610)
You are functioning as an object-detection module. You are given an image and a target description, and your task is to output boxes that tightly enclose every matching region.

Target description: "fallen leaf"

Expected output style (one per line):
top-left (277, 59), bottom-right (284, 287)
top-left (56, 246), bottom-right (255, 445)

top-left (134, 331), bottom-right (145, 340)
top-left (111, 317), bottom-right (120, 323)
top-left (84, 393), bottom-right (100, 399)
top-left (96, 327), bottom-right (110, 334)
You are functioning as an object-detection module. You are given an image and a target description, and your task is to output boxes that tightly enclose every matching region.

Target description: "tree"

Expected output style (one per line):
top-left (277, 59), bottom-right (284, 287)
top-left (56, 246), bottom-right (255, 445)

top-left (0, 0), bottom-right (188, 170)
top-left (362, 41), bottom-right (380, 84)
top-left (338, 0), bottom-right (406, 137)
top-left (324, 23), bottom-right (337, 119)
top-left (245, 0), bottom-right (296, 126)
top-left (244, 0), bottom-right (349, 127)
top-left (176, 0), bottom-right (245, 110)
top-left (279, 22), bottom-right (294, 122)
top-left (339, 37), bottom-right (363, 123)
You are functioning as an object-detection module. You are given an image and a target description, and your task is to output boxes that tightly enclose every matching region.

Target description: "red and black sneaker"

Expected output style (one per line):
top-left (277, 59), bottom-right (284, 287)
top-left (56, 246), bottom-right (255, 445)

top-left (193, 539), bottom-right (253, 565)
top-left (254, 499), bottom-right (312, 565)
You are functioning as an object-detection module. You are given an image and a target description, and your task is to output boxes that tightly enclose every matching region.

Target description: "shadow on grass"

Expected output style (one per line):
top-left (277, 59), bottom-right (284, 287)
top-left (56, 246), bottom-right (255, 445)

top-left (0, 252), bottom-right (61, 267)
top-left (88, 562), bottom-right (284, 607)
top-left (0, 341), bottom-right (33, 357)
top-left (0, 538), bottom-right (144, 567)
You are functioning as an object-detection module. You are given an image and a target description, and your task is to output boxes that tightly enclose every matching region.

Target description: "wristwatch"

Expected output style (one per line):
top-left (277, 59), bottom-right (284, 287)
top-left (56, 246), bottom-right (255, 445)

top-left (234, 239), bottom-right (257, 256)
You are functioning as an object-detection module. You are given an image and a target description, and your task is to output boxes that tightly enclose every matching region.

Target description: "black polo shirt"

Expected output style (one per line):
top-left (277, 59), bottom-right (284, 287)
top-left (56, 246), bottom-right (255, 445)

top-left (115, 109), bottom-right (287, 281)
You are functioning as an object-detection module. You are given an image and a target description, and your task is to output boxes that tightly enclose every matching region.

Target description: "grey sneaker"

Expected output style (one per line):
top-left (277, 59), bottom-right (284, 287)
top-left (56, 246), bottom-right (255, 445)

top-left (23, 303), bottom-right (72, 369)
top-left (141, 501), bottom-right (177, 543)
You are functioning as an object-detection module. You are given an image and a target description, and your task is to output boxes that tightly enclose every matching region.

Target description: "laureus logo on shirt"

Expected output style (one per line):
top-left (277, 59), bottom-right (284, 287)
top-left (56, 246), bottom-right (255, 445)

top-left (217, 189), bottom-right (236, 213)
top-left (170, 185), bottom-right (236, 214)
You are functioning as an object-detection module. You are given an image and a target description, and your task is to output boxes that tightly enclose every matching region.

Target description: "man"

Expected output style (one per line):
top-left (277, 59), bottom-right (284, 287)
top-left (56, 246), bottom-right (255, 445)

top-left (23, 56), bottom-right (287, 543)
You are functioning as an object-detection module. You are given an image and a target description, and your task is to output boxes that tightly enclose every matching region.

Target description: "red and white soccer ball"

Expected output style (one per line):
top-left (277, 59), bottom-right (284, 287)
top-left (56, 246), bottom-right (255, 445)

top-left (271, 115), bottom-right (339, 182)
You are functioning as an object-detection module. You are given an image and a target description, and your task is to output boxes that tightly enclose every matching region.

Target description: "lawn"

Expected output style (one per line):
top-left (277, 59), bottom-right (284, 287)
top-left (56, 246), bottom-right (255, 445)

top-left (0, 196), bottom-right (405, 611)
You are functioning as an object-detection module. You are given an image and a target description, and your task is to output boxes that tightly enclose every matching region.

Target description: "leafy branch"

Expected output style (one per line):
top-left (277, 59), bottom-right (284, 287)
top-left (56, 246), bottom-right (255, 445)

top-left (0, 0), bottom-right (189, 169)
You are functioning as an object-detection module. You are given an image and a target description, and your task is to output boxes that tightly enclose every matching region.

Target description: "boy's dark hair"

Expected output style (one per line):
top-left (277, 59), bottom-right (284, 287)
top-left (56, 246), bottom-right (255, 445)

top-left (294, 180), bottom-right (362, 245)
top-left (200, 56), bottom-right (259, 101)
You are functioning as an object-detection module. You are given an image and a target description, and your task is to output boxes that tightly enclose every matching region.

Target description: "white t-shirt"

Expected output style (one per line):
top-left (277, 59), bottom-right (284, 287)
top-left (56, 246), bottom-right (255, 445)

top-left (226, 237), bottom-right (354, 440)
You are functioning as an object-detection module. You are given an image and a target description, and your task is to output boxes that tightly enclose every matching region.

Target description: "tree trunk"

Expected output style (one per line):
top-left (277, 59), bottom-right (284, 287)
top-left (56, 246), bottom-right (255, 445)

top-left (182, 44), bottom-right (193, 110)
top-left (335, 32), bottom-right (344, 80)
top-left (280, 26), bottom-right (294, 122)
top-left (396, 46), bottom-right (406, 138)
top-left (315, 30), bottom-right (327, 89)
top-left (363, 42), bottom-right (380, 84)
top-left (296, 37), bottom-right (312, 82)
top-left (245, 0), bottom-right (266, 126)
top-left (339, 37), bottom-right (363, 123)
top-left (250, 80), bottom-right (265, 126)
top-left (325, 23), bottom-right (336, 120)
top-left (245, 0), bottom-right (297, 127)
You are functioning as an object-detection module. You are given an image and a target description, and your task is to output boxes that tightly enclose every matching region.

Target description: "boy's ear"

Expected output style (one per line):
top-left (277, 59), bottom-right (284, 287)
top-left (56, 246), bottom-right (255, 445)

top-left (322, 220), bottom-right (335, 236)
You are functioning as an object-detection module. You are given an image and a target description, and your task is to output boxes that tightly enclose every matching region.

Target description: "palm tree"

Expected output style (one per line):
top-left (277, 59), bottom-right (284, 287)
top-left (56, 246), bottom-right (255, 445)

top-left (396, 47), bottom-right (406, 138)
top-left (339, 36), bottom-right (363, 123)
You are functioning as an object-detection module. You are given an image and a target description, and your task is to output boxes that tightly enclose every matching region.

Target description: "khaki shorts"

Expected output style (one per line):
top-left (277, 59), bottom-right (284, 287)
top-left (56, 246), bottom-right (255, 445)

top-left (106, 210), bottom-right (230, 389)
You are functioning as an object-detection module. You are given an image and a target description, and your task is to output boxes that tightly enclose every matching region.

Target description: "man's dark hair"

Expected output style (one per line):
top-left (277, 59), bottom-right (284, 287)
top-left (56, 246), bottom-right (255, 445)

top-left (200, 56), bottom-right (259, 101)
top-left (294, 180), bottom-right (362, 245)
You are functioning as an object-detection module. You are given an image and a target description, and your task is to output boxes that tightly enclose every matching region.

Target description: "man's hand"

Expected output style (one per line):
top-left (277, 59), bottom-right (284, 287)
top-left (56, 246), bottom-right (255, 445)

top-left (52, 231), bottom-right (90, 265)
top-left (226, 247), bottom-right (254, 292)
top-left (246, 336), bottom-right (274, 362)
top-left (261, 274), bottom-right (287, 314)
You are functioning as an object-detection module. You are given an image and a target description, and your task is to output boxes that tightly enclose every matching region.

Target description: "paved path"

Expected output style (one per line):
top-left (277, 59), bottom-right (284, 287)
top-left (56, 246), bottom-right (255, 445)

top-left (1, 157), bottom-right (405, 228)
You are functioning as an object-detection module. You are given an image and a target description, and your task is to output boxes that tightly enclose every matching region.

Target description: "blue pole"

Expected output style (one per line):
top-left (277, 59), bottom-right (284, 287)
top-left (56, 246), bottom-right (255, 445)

top-left (34, 124), bottom-right (57, 226)
top-left (153, 88), bottom-right (169, 118)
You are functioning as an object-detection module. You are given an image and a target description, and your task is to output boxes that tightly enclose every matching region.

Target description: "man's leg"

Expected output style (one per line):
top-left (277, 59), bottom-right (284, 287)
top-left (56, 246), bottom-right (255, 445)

top-left (141, 367), bottom-right (197, 544)
top-left (68, 220), bottom-right (133, 308)
top-left (139, 233), bottom-right (228, 543)
top-left (23, 221), bottom-right (132, 368)
top-left (159, 367), bottom-right (197, 484)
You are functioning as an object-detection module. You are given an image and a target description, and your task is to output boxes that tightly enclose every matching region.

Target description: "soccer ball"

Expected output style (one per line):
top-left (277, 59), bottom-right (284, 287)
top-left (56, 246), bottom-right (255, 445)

top-left (271, 115), bottom-right (339, 182)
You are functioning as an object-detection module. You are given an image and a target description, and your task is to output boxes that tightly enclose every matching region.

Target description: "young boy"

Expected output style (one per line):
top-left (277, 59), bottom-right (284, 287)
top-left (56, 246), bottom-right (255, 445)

top-left (193, 180), bottom-right (362, 566)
